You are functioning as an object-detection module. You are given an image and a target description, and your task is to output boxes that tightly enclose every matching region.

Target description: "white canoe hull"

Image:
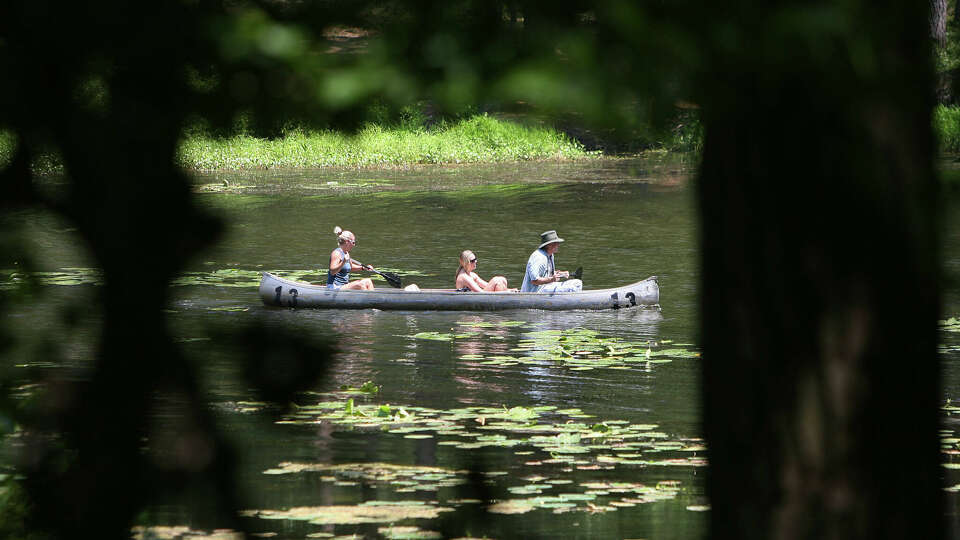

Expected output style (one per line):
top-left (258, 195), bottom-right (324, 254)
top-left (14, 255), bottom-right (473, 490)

top-left (259, 272), bottom-right (659, 311)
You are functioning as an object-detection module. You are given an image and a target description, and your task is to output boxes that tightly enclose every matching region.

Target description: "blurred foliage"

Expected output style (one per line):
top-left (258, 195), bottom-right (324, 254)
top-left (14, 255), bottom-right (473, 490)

top-left (936, 28), bottom-right (960, 74)
top-left (936, 104), bottom-right (960, 153)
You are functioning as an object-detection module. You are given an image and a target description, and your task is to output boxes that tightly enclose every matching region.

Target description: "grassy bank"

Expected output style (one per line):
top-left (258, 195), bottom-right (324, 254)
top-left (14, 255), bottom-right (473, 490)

top-left (7, 106), bottom-right (959, 176)
top-left (178, 114), bottom-right (595, 170)
top-left (934, 106), bottom-right (960, 187)
top-left (936, 105), bottom-right (960, 154)
top-left (0, 115), bottom-right (595, 173)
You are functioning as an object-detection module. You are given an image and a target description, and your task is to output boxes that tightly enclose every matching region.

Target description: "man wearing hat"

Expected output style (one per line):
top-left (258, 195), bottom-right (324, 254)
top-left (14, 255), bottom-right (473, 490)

top-left (520, 230), bottom-right (583, 293)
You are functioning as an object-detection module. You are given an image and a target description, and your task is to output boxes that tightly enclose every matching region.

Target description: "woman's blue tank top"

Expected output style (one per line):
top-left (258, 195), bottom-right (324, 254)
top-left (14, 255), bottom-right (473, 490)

top-left (327, 247), bottom-right (351, 288)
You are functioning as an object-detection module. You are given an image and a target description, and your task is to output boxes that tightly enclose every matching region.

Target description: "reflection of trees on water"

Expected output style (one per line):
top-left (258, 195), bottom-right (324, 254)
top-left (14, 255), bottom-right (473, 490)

top-left (454, 315), bottom-right (514, 355)
top-left (451, 315), bottom-right (512, 400)
top-left (453, 315), bottom-right (512, 398)
top-left (526, 308), bottom-right (664, 336)
top-left (286, 310), bottom-right (380, 391)
top-left (256, 308), bottom-right (667, 409)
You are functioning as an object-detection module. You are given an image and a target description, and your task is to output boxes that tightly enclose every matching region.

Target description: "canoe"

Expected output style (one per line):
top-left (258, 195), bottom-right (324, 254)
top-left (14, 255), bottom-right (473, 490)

top-left (259, 271), bottom-right (660, 311)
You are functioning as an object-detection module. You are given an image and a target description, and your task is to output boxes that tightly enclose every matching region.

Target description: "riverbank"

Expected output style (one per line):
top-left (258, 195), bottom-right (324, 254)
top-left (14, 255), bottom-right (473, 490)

top-left (178, 114), bottom-right (597, 170)
top-left (5, 108), bottom-right (960, 179)
top-left (0, 115), bottom-right (597, 175)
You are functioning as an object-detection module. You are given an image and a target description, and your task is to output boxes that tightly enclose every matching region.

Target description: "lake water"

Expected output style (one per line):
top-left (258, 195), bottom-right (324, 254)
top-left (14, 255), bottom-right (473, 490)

top-left (4, 156), bottom-right (960, 539)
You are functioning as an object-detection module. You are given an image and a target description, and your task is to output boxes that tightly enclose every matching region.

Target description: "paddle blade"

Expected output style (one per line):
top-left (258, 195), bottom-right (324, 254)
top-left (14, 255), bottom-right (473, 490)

top-left (572, 266), bottom-right (583, 280)
top-left (380, 271), bottom-right (403, 288)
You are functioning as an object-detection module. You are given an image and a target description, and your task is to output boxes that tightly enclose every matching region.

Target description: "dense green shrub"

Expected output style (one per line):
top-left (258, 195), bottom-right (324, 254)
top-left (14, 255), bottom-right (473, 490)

top-left (662, 108), bottom-right (703, 153)
top-left (176, 113), bottom-right (595, 170)
top-left (935, 105), bottom-right (960, 153)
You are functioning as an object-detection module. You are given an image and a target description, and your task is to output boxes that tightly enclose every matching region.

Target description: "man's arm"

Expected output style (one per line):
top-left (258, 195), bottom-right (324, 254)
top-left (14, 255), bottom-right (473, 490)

top-left (531, 273), bottom-right (559, 285)
top-left (528, 255), bottom-right (557, 285)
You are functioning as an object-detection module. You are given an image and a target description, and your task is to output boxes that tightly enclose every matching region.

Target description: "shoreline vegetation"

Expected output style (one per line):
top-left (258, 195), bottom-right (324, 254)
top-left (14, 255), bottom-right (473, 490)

top-left (178, 114), bottom-right (596, 170)
top-left (937, 105), bottom-right (960, 153)
top-left (0, 114), bottom-right (603, 174)
top-left (0, 109), bottom-right (699, 175)
top-left (2, 107), bottom-right (960, 179)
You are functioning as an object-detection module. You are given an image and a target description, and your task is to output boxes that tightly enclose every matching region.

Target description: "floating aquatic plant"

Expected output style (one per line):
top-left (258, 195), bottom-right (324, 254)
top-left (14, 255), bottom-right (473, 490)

top-left (411, 332), bottom-right (464, 341)
top-left (245, 390), bottom-right (706, 523)
top-left (263, 462), bottom-right (467, 492)
top-left (408, 325), bottom-right (700, 371)
top-left (2, 268), bottom-right (103, 288)
top-left (131, 526), bottom-right (242, 540)
top-left (941, 317), bottom-right (960, 333)
top-left (487, 480), bottom-right (682, 515)
top-left (2, 266), bottom-right (394, 289)
top-left (456, 320), bottom-right (528, 328)
top-left (175, 267), bottom-right (430, 289)
top-left (508, 328), bottom-right (697, 370)
top-left (172, 268), bottom-right (266, 287)
top-left (279, 395), bottom-right (707, 466)
top-left (339, 381), bottom-right (381, 395)
top-left (377, 526), bottom-right (442, 539)
top-left (193, 182), bottom-right (254, 193)
top-left (242, 501), bottom-right (452, 525)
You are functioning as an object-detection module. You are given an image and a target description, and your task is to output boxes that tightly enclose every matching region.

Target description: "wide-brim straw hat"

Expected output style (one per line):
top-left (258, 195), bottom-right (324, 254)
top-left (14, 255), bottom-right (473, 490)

top-left (538, 230), bottom-right (565, 249)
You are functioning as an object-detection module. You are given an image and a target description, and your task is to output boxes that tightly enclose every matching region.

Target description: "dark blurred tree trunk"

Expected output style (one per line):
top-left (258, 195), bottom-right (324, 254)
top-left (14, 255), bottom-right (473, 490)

top-left (934, 0), bottom-right (948, 48)
top-left (0, 2), bottom-right (336, 537)
top-left (697, 1), bottom-right (943, 539)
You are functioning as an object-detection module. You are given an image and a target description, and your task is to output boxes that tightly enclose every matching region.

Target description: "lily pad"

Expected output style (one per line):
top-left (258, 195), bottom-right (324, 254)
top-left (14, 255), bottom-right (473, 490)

top-left (258, 391), bottom-right (707, 519)
top-left (412, 332), bottom-right (455, 341)
top-left (378, 526), bottom-right (442, 539)
top-left (487, 500), bottom-right (537, 514)
top-left (511, 328), bottom-right (700, 371)
top-left (248, 503), bottom-right (451, 524)
top-left (2, 268), bottom-right (103, 289)
top-left (940, 317), bottom-right (960, 332)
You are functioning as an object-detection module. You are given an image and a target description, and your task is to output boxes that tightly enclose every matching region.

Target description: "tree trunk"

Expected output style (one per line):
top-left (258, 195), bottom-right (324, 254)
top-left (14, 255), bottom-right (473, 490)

top-left (697, 2), bottom-right (943, 539)
top-left (933, 0), bottom-right (948, 49)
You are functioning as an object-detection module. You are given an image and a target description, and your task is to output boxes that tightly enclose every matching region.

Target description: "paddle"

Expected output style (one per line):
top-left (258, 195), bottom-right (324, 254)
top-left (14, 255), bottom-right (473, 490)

top-left (364, 266), bottom-right (402, 288)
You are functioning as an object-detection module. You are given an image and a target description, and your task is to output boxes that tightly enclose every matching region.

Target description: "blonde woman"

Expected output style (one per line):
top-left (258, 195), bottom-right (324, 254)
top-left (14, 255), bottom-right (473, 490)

top-left (327, 226), bottom-right (375, 290)
top-left (455, 250), bottom-right (516, 292)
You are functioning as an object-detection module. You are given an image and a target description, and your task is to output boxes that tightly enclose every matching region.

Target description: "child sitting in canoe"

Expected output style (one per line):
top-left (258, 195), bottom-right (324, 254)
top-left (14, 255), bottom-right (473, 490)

top-left (455, 250), bottom-right (517, 292)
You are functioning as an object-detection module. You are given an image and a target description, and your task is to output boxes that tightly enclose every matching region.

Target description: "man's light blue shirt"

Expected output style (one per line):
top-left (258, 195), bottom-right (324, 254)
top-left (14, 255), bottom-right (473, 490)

top-left (520, 248), bottom-right (554, 292)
